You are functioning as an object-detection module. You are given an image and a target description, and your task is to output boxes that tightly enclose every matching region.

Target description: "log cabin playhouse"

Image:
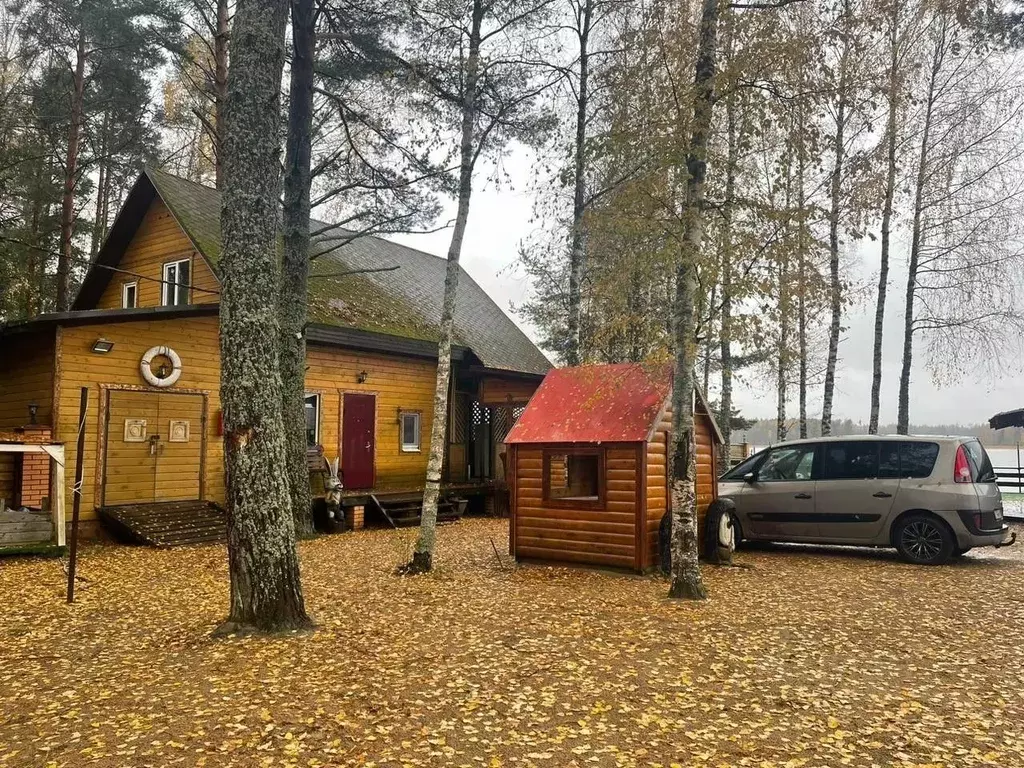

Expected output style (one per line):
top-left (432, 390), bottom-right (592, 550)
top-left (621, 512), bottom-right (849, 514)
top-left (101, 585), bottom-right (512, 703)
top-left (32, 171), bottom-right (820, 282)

top-left (504, 363), bottom-right (724, 572)
top-left (0, 169), bottom-right (550, 544)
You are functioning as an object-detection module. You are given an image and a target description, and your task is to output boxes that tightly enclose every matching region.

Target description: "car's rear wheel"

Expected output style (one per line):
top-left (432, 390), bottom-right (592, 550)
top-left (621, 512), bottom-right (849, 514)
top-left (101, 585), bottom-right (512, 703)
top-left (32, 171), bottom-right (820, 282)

top-left (895, 514), bottom-right (955, 565)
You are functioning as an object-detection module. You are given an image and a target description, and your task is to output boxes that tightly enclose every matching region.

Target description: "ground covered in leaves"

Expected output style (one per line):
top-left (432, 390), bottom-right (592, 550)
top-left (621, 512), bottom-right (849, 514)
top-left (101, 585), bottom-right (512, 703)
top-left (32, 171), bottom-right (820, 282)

top-left (2, 520), bottom-right (1023, 768)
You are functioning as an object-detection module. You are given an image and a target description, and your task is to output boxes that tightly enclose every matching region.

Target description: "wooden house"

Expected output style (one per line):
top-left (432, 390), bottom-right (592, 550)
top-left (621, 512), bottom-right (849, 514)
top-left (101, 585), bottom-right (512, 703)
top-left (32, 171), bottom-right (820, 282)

top-left (504, 363), bottom-right (723, 572)
top-left (0, 169), bottom-right (550, 543)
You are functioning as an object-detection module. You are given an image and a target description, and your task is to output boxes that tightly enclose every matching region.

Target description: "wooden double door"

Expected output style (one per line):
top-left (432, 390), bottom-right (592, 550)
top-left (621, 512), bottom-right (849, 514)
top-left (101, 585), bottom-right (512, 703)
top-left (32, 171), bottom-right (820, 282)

top-left (103, 390), bottom-right (205, 506)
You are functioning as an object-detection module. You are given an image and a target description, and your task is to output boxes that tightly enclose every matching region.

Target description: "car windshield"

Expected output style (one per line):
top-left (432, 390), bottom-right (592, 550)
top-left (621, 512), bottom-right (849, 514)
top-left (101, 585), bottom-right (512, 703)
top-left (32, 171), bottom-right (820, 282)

top-left (963, 439), bottom-right (996, 482)
top-left (721, 450), bottom-right (766, 481)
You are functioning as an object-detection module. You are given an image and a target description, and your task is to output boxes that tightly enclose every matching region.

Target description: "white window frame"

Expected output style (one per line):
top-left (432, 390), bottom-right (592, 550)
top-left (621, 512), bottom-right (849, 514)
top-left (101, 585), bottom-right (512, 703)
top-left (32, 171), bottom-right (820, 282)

top-left (161, 258), bottom-right (191, 306)
top-left (121, 281), bottom-right (138, 309)
top-left (304, 393), bottom-right (321, 447)
top-left (400, 411), bottom-right (421, 452)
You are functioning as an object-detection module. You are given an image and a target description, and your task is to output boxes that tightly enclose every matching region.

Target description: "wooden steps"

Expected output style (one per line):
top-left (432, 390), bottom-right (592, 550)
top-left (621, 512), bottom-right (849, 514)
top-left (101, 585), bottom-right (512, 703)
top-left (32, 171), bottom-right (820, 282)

top-left (0, 508), bottom-right (53, 549)
top-left (366, 493), bottom-right (463, 527)
top-left (99, 500), bottom-right (226, 548)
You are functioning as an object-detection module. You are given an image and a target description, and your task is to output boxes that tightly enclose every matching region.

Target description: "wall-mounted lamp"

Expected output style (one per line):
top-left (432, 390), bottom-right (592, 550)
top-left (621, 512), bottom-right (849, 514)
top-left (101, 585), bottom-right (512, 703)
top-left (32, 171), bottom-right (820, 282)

top-left (357, 370), bottom-right (368, 384)
top-left (91, 338), bottom-right (115, 354)
top-left (27, 402), bottom-right (38, 425)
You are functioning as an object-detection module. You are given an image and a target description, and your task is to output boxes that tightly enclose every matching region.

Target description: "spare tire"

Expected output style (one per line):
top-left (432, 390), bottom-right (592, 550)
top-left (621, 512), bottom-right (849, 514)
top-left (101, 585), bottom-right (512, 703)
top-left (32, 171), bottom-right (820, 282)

top-left (701, 498), bottom-right (737, 564)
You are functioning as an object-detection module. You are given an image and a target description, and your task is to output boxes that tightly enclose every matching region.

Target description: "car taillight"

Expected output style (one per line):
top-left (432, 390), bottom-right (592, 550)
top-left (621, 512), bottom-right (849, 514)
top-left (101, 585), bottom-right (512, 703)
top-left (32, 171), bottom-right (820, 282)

top-left (954, 445), bottom-right (972, 484)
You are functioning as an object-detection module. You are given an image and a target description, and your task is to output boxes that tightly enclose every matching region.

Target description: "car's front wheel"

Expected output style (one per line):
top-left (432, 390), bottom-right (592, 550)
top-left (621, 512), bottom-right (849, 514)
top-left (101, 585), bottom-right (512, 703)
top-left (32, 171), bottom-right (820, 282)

top-left (894, 514), bottom-right (955, 565)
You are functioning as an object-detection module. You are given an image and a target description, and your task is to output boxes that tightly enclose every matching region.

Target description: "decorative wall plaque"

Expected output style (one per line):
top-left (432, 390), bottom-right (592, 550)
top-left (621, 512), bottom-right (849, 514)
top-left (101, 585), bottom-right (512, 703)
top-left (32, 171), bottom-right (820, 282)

top-left (124, 419), bottom-right (147, 442)
top-left (168, 420), bottom-right (190, 443)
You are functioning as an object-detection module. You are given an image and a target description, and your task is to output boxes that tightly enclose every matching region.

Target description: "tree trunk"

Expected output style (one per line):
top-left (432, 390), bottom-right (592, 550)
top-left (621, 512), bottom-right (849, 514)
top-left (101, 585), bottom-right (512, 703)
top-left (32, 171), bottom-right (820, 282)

top-left (406, 0), bottom-right (484, 574)
top-left (56, 27), bottom-right (86, 312)
top-left (214, 0), bottom-right (230, 190)
top-left (90, 114), bottom-right (108, 260)
top-left (821, 0), bottom-right (851, 438)
top-left (776, 254), bottom-right (789, 442)
top-left (217, 0), bottom-right (311, 634)
top-left (280, 0), bottom-right (317, 539)
top-left (796, 123), bottom-right (808, 440)
top-left (869, 1), bottom-right (900, 435)
top-left (898, 29), bottom-right (940, 435)
top-left (718, 91), bottom-right (735, 473)
top-left (566, 0), bottom-right (593, 367)
top-left (669, 0), bottom-right (718, 602)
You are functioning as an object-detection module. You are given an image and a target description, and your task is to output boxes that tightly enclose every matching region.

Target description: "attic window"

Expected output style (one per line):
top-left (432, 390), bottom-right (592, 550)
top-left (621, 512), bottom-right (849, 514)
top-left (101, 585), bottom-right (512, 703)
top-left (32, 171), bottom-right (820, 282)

top-left (162, 258), bottom-right (191, 306)
top-left (121, 282), bottom-right (138, 309)
top-left (543, 449), bottom-right (604, 508)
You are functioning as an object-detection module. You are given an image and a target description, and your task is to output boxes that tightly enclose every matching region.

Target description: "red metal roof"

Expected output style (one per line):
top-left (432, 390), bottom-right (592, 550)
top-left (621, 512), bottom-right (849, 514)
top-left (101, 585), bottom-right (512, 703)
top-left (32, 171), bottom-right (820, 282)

top-left (504, 363), bottom-right (671, 444)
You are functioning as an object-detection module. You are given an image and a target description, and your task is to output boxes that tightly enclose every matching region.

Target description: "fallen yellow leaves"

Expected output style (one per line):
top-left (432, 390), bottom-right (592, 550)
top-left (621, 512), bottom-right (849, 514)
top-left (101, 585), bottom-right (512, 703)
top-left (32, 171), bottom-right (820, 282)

top-left (0, 519), bottom-right (1023, 767)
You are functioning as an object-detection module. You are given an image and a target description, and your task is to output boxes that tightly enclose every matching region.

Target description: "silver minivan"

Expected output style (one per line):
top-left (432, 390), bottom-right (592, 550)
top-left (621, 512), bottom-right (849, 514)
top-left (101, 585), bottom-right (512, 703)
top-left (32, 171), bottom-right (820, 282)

top-left (719, 435), bottom-right (1016, 564)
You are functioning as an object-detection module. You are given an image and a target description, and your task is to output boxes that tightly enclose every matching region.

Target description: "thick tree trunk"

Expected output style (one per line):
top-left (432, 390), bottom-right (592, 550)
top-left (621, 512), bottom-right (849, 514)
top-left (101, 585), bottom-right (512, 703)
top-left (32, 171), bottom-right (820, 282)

top-left (214, 0), bottom-right (230, 190)
top-left (280, 0), bottom-right (317, 539)
top-left (56, 28), bottom-right (86, 312)
top-left (669, 0), bottom-right (718, 602)
top-left (217, 0), bottom-right (311, 634)
top-left (406, 0), bottom-right (484, 574)
top-left (870, 2), bottom-right (900, 435)
top-left (898, 32), bottom-right (940, 435)
top-left (821, 0), bottom-right (851, 438)
top-left (566, 0), bottom-right (593, 367)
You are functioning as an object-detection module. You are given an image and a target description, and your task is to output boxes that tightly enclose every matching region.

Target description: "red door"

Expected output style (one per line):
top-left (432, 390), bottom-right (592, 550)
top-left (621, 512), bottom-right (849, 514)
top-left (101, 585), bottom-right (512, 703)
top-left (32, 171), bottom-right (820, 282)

top-left (342, 393), bottom-right (375, 489)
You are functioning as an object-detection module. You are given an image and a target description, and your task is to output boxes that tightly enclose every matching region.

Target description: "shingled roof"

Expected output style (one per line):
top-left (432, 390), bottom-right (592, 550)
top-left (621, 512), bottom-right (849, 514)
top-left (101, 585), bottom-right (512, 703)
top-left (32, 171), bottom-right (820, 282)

top-left (74, 169), bottom-right (551, 375)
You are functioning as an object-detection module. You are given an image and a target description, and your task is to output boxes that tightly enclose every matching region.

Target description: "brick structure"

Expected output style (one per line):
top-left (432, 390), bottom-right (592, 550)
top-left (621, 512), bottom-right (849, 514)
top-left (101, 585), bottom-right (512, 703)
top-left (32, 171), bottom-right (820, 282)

top-left (345, 505), bottom-right (365, 530)
top-left (0, 426), bottom-right (53, 510)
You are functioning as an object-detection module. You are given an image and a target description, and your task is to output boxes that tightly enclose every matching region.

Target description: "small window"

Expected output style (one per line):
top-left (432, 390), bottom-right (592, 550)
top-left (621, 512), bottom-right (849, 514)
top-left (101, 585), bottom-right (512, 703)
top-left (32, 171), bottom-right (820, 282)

top-left (822, 441), bottom-right (879, 480)
top-left (962, 439), bottom-right (995, 482)
top-left (899, 441), bottom-right (940, 478)
top-left (543, 450), bottom-right (603, 506)
top-left (162, 258), bottom-right (191, 306)
top-left (758, 444), bottom-right (815, 481)
top-left (121, 281), bottom-right (138, 308)
top-left (400, 412), bottom-right (420, 452)
top-left (304, 393), bottom-right (320, 448)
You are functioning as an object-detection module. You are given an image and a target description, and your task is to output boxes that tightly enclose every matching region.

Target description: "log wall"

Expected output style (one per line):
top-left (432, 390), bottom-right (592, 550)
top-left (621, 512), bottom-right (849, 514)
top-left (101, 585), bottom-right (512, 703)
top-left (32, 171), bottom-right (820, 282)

top-left (511, 444), bottom-right (639, 570)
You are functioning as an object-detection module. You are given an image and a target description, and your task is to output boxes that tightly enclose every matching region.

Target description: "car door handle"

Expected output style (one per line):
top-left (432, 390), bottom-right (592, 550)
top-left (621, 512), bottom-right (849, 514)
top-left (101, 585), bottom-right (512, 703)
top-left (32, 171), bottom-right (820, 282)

top-left (794, 493), bottom-right (812, 499)
top-left (873, 491), bottom-right (893, 498)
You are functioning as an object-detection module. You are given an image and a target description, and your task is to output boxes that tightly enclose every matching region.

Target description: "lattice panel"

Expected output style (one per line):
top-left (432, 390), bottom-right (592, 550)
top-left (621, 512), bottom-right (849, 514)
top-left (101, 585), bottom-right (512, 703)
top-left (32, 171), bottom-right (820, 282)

top-left (493, 407), bottom-right (511, 444)
top-left (471, 400), bottom-right (490, 427)
top-left (451, 395), bottom-right (468, 444)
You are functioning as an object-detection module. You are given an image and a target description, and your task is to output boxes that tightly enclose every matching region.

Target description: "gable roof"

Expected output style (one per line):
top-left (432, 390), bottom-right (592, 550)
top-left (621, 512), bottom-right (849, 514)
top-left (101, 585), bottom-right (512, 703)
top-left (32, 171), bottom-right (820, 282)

top-left (504, 362), bottom-right (724, 444)
top-left (73, 168), bottom-right (551, 375)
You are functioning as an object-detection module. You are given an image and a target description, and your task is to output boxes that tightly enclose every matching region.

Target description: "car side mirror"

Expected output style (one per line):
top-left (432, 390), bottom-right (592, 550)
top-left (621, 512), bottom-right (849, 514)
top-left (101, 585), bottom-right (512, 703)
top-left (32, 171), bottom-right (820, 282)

top-left (743, 472), bottom-right (757, 483)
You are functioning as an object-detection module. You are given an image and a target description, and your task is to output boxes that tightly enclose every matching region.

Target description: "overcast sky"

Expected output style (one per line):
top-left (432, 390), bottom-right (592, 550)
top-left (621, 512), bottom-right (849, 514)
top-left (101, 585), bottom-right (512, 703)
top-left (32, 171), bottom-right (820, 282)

top-left (389, 147), bottom-right (1024, 428)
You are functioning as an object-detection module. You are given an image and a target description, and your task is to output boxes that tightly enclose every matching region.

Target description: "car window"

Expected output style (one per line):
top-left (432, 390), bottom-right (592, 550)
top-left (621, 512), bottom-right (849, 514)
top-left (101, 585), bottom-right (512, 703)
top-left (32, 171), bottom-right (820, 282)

top-left (899, 441), bottom-right (939, 478)
top-left (822, 442), bottom-right (879, 480)
top-left (720, 450), bottom-right (766, 481)
top-left (758, 445), bottom-right (815, 481)
top-left (962, 439), bottom-right (995, 482)
top-left (879, 443), bottom-right (900, 479)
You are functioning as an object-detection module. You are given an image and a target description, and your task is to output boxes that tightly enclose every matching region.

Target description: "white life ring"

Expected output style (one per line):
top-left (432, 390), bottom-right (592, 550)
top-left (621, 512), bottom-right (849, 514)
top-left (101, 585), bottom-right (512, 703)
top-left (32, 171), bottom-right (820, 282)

top-left (140, 345), bottom-right (182, 388)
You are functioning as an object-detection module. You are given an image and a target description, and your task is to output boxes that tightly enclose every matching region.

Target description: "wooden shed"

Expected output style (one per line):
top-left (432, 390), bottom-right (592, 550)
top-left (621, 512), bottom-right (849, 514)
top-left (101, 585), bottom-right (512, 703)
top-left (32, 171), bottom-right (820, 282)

top-left (504, 363), bottom-right (723, 572)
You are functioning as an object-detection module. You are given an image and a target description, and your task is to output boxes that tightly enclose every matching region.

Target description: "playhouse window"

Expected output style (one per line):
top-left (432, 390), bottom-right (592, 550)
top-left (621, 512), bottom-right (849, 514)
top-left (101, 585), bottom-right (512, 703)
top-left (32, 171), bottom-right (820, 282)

top-left (544, 450), bottom-right (602, 505)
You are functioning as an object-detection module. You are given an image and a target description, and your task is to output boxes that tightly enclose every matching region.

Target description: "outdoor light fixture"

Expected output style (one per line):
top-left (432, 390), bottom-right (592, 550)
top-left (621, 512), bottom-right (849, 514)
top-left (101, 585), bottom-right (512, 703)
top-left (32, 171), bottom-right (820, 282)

top-left (27, 402), bottom-right (38, 424)
top-left (91, 338), bottom-right (115, 354)
top-left (357, 370), bottom-right (368, 384)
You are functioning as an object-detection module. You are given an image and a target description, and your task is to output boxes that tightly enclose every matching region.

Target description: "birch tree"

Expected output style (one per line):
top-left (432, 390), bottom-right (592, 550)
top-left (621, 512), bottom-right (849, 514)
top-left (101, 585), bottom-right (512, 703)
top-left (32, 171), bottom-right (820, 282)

top-left (896, 7), bottom-right (1024, 432)
top-left (400, 0), bottom-right (556, 573)
top-left (217, 0), bottom-right (311, 633)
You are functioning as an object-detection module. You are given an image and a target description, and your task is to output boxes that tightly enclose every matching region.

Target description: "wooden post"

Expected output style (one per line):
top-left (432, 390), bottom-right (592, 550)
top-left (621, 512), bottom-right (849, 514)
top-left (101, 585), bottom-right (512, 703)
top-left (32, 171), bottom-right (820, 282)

top-left (66, 387), bottom-right (88, 604)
